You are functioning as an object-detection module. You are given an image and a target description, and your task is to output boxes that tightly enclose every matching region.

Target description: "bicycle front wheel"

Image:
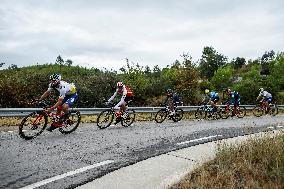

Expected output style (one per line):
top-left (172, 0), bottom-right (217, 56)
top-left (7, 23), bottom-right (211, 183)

top-left (121, 110), bottom-right (136, 127)
top-left (269, 104), bottom-right (278, 116)
top-left (97, 110), bottom-right (114, 129)
top-left (220, 107), bottom-right (230, 119)
top-left (172, 108), bottom-right (183, 122)
top-left (155, 109), bottom-right (168, 123)
top-left (195, 107), bottom-right (205, 120)
top-left (19, 111), bottom-right (48, 140)
top-left (59, 111), bottom-right (81, 134)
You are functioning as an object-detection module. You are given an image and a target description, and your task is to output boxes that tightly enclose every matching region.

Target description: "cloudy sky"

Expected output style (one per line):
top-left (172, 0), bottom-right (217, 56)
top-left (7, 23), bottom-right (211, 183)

top-left (0, 0), bottom-right (283, 70)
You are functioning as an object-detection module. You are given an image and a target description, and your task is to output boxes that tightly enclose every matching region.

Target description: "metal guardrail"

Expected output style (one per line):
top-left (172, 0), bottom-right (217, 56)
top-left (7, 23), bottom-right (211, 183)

top-left (0, 105), bottom-right (283, 118)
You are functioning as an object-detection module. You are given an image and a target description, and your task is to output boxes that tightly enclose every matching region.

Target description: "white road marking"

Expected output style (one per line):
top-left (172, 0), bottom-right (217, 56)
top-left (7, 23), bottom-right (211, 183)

top-left (177, 135), bottom-right (223, 146)
top-left (7, 131), bottom-right (13, 133)
top-left (20, 160), bottom-right (114, 189)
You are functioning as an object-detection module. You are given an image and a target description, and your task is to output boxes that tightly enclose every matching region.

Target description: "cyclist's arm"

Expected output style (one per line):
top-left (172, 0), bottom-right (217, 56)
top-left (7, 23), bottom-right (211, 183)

top-left (163, 96), bottom-right (169, 106)
top-left (39, 90), bottom-right (50, 101)
top-left (108, 90), bottom-right (117, 102)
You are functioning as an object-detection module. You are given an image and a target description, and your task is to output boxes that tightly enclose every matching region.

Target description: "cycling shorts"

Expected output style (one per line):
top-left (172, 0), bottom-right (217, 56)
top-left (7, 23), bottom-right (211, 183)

top-left (62, 93), bottom-right (78, 107)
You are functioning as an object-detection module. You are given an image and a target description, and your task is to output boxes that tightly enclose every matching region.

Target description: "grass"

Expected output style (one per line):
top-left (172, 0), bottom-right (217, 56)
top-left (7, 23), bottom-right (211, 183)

top-left (169, 133), bottom-right (284, 189)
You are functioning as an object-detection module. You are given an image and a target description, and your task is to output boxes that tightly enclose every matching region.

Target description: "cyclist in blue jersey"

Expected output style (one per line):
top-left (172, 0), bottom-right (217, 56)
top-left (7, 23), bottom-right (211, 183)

top-left (204, 89), bottom-right (219, 112)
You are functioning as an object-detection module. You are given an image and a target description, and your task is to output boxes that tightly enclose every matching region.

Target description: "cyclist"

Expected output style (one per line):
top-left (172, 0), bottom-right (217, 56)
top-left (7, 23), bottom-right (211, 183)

top-left (204, 89), bottom-right (219, 112)
top-left (107, 82), bottom-right (134, 123)
top-left (224, 88), bottom-right (240, 115)
top-left (256, 88), bottom-right (272, 111)
top-left (163, 89), bottom-right (181, 116)
top-left (39, 73), bottom-right (78, 131)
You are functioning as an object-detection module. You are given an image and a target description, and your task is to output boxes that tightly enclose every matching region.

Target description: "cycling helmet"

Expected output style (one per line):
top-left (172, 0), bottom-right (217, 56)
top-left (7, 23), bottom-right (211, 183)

top-left (49, 73), bottom-right (61, 81)
top-left (259, 88), bottom-right (264, 92)
top-left (205, 89), bottom-right (210, 94)
top-left (117, 82), bottom-right (123, 87)
top-left (49, 73), bottom-right (61, 87)
top-left (167, 89), bottom-right (172, 93)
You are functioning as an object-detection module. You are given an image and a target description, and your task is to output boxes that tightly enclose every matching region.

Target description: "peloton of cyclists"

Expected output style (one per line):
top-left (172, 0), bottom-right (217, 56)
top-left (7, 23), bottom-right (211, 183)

top-left (107, 81), bottom-right (134, 123)
top-left (39, 73), bottom-right (78, 131)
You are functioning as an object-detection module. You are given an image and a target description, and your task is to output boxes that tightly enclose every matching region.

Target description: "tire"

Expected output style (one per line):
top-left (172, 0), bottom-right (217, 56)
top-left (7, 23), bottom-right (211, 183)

top-left (220, 107), bottom-right (230, 119)
top-left (269, 104), bottom-right (279, 116)
top-left (121, 110), bottom-right (136, 127)
top-left (172, 108), bottom-right (183, 122)
top-left (252, 106), bottom-right (263, 117)
top-left (97, 109), bottom-right (114, 129)
top-left (59, 111), bottom-right (81, 134)
top-left (155, 109), bottom-right (168, 123)
top-left (236, 106), bottom-right (246, 118)
top-left (19, 111), bottom-right (48, 140)
top-left (195, 107), bottom-right (205, 120)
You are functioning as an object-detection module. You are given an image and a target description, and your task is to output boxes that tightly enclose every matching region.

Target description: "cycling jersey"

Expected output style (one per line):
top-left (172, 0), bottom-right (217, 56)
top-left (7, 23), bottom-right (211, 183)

top-left (165, 92), bottom-right (181, 104)
top-left (259, 91), bottom-right (272, 98)
top-left (210, 91), bottom-right (219, 102)
top-left (48, 81), bottom-right (77, 98)
top-left (227, 91), bottom-right (240, 105)
top-left (108, 85), bottom-right (134, 102)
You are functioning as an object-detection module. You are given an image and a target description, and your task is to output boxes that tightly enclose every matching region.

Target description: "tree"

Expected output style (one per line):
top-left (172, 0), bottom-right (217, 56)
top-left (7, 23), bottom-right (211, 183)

top-left (260, 50), bottom-right (275, 75)
top-left (211, 65), bottom-right (234, 90)
top-left (8, 64), bottom-right (18, 70)
top-left (199, 46), bottom-right (227, 79)
top-left (65, 59), bottom-right (73, 66)
top-left (232, 57), bottom-right (246, 69)
top-left (0, 62), bottom-right (5, 67)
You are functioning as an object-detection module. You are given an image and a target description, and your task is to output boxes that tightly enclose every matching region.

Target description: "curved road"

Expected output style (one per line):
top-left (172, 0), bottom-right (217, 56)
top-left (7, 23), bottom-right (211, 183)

top-left (0, 115), bottom-right (284, 189)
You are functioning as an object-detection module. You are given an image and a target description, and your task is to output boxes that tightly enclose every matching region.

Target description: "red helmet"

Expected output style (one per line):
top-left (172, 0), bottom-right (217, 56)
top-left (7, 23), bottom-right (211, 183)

top-left (117, 82), bottom-right (123, 87)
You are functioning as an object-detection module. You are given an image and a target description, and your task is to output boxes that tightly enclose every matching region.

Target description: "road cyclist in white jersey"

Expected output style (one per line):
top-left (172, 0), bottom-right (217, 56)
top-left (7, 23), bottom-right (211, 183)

top-left (38, 73), bottom-right (78, 131)
top-left (256, 87), bottom-right (272, 112)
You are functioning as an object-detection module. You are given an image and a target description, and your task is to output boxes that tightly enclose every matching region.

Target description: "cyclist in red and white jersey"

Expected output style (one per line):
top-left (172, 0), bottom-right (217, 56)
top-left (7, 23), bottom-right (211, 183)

top-left (107, 82), bottom-right (134, 120)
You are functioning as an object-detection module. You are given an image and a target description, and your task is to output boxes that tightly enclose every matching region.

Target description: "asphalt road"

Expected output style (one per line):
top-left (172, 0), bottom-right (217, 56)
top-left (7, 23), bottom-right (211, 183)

top-left (1, 115), bottom-right (284, 189)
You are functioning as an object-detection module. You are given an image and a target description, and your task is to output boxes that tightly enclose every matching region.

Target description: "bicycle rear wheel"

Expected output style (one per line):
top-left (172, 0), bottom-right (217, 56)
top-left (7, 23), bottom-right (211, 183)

top-left (155, 109), bottom-right (168, 123)
top-left (19, 111), bottom-right (48, 140)
top-left (97, 109), bottom-right (114, 129)
top-left (236, 106), bottom-right (246, 118)
top-left (121, 110), bottom-right (136, 127)
top-left (59, 110), bottom-right (81, 134)
top-left (252, 106), bottom-right (263, 117)
top-left (172, 108), bottom-right (183, 122)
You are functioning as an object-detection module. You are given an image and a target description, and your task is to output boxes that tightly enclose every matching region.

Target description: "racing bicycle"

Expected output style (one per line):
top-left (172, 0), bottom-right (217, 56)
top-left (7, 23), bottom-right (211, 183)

top-left (252, 100), bottom-right (278, 117)
top-left (155, 102), bottom-right (184, 123)
top-left (19, 101), bottom-right (81, 140)
top-left (195, 103), bottom-right (221, 120)
top-left (97, 102), bottom-right (136, 129)
top-left (220, 103), bottom-right (246, 119)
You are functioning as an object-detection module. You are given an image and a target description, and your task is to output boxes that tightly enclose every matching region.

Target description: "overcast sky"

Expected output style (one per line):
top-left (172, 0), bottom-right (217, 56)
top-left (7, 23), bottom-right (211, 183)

top-left (0, 0), bottom-right (283, 70)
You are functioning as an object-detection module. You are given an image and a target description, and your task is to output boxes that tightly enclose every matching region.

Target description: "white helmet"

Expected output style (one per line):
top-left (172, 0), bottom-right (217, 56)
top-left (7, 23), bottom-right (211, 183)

top-left (117, 81), bottom-right (123, 88)
top-left (259, 88), bottom-right (264, 92)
